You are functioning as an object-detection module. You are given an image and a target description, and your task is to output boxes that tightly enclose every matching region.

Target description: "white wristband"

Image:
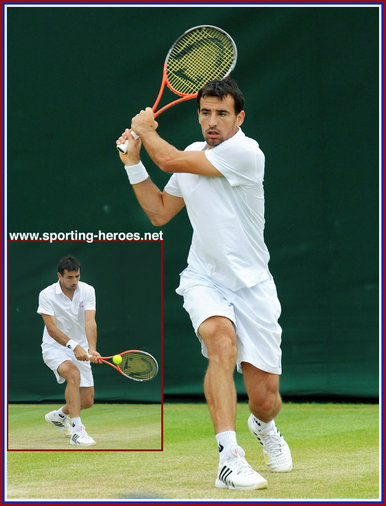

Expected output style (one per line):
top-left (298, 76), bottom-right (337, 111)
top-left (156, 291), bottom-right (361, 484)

top-left (124, 161), bottom-right (149, 185)
top-left (66, 339), bottom-right (78, 351)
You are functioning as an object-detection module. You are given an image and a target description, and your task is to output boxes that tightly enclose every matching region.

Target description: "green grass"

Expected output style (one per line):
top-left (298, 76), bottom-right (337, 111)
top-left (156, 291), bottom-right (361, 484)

top-left (6, 402), bottom-right (379, 501)
top-left (8, 403), bottom-right (162, 450)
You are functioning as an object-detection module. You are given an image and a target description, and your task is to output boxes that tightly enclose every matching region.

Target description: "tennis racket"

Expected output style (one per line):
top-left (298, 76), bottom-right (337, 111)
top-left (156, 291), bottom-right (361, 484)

top-left (91, 350), bottom-right (158, 381)
top-left (117, 24), bottom-right (237, 153)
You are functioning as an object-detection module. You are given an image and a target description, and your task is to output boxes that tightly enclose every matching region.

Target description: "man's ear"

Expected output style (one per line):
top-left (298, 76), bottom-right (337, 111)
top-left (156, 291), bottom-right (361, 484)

top-left (237, 110), bottom-right (245, 127)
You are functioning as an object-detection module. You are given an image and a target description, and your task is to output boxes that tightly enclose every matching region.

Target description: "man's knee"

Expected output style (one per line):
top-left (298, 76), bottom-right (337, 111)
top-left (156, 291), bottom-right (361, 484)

top-left (249, 391), bottom-right (281, 417)
top-left (81, 397), bottom-right (94, 410)
top-left (199, 316), bottom-right (237, 363)
top-left (58, 361), bottom-right (81, 385)
top-left (243, 363), bottom-right (282, 419)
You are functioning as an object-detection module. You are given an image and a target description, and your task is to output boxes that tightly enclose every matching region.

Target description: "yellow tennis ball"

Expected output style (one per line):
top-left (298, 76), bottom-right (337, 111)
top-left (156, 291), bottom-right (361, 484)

top-left (113, 354), bottom-right (122, 364)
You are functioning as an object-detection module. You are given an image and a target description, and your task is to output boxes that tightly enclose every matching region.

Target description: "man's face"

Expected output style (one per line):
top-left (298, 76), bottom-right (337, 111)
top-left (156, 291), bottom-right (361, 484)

top-left (198, 94), bottom-right (245, 148)
top-left (58, 269), bottom-right (80, 293)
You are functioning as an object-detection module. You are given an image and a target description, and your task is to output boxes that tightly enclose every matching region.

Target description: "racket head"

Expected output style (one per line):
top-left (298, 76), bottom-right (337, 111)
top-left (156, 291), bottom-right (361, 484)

top-left (118, 350), bottom-right (158, 382)
top-left (164, 25), bottom-right (238, 97)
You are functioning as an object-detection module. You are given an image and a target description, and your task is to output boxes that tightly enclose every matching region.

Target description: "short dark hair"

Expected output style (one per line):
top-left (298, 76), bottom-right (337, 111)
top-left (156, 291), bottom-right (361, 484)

top-left (197, 79), bottom-right (245, 114)
top-left (57, 255), bottom-right (81, 275)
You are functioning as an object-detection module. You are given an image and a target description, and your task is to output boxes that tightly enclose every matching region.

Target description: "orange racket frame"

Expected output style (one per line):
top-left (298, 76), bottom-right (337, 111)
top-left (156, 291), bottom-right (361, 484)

top-left (117, 25), bottom-right (237, 153)
top-left (91, 349), bottom-right (158, 381)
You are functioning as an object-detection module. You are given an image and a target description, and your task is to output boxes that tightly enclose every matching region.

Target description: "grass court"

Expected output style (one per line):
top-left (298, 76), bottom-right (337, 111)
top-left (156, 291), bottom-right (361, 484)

top-left (6, 402), bottom-right (379, 501)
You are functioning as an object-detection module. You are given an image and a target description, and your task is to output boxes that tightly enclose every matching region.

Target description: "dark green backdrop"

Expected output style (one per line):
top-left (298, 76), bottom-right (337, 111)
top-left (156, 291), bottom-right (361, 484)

top-left (6, 6), bottom-right (379, 401)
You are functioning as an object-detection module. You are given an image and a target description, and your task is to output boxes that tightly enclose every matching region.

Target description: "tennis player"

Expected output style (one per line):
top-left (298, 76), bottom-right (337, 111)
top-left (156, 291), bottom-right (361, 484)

top-left (116, 79), bottom-right (292, 489)
top-left (37, 255), bottom-right (101, 446)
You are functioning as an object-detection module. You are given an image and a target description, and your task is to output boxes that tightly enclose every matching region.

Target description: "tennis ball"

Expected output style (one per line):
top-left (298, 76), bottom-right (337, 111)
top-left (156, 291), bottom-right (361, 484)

top-left (113, 354), bottom-right (122, 364)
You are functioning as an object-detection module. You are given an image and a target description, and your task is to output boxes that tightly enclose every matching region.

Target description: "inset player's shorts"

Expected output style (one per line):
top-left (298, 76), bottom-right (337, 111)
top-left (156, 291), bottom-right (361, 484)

top-left (42, 344), bottom-right (94, 387)
top-left (176, 267), bottom-right (282, 375)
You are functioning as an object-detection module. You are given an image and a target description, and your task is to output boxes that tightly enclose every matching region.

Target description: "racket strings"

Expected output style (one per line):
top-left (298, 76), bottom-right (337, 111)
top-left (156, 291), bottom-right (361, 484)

top-left (120, 352), bottom-right (158, 381)
top-left (166, 27), bottom-right (236, 95)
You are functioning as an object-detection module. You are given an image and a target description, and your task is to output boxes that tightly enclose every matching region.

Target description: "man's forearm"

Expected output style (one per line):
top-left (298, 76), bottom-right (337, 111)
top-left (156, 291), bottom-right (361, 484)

top-left (46, 325), bottom-right (71, 347)
top-left (138, 127), bottom-right (215, 176)
top-left (120, 115), bottom-right (185, 225)
top-left (130, 178), bottom-right (171, 226)
top-left (85, 320), bottom-right (97, 352)
top-left (138, 128), bottom-right (180, 172)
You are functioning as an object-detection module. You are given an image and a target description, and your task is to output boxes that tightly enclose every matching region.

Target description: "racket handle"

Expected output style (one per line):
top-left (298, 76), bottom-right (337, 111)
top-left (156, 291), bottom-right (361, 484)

top-left (117, 130), bottom-right (139, 153)
top-left (88, 354), bottom-right (102, 363)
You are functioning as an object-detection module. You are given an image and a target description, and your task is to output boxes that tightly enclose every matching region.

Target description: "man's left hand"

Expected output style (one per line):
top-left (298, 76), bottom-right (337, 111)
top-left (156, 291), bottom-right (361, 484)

top-left (88, 350), bottom-right (102, 364)
top-left (131, 107), bottom-right (159, 136)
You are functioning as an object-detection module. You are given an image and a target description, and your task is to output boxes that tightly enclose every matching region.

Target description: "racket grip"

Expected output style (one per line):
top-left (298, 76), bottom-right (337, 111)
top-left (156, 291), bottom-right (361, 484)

top-left (88, 354), bottom-right (102, 363)
top-left (116, 130), bottom-right (139, 153)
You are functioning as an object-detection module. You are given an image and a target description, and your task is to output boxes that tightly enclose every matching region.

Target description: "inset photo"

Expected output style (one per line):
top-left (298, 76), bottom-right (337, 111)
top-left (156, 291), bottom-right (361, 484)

top-left (7, 240), bottom-right (162, 451)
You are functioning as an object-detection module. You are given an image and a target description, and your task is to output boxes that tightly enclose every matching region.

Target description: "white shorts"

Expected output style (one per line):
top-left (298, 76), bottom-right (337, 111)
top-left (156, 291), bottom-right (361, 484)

top-left (176, 268), bottom-right (282, 375)
top-left (42, 344), bottom-right (94, 387)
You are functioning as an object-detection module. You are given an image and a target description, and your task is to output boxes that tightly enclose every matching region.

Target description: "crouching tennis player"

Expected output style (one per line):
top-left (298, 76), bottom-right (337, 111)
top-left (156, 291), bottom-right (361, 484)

top-left (37, 255), bottom-right (101, 446)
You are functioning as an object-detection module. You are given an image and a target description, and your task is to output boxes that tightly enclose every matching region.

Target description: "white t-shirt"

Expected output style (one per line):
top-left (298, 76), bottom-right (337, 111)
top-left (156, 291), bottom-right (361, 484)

top-left (37, 280), bottom-right (96, 349)
top-left (164, 128), bottom-right (271, 291)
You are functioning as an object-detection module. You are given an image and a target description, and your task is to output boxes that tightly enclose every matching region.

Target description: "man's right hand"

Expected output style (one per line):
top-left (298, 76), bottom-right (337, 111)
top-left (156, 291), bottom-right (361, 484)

top-left (73, 345), bottom-right (90, 362)
top-left (116, 128), bottom-right (142, 166)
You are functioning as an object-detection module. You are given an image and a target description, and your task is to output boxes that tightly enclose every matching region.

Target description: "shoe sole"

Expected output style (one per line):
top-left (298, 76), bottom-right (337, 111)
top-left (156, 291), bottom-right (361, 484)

top-left (70, 439), bottom-right (96, 446)
top-left (263, 451), bottom-right (293, 472)
top-left (215, 478), bottom-right (268, 490)
top-left (261, 445), bottom-right (293, 472)
top-left (264, 459), bottom-right (293, 472)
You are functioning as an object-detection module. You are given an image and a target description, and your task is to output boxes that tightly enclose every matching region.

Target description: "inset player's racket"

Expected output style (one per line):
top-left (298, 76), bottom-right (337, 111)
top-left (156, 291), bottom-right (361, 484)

top-left (92, 350), bottom-right (158, 381)
top-left (117, 24), bottom-right (237, 153)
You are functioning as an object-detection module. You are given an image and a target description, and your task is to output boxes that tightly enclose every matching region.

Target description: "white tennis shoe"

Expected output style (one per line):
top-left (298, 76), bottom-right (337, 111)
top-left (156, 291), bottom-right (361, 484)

top-left (248, 414), bottom-right (293, 472)
top-left (45, 410), bottom-right (72, 437)
top-left (215, 446), bottom-right (268, 490)
top-left (70, 425), bottom-right (96, 446)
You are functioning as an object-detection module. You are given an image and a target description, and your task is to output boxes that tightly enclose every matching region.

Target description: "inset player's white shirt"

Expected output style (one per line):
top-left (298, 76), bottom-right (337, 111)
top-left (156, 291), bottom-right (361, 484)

top-left (37, 280), bottom-right (96, 349)
top-left (164, 128), bottom-right (271, 291)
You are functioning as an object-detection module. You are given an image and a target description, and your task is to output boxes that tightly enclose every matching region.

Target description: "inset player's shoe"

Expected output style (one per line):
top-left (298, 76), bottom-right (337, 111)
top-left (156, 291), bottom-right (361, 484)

top-left (70, 425), bottom-right (96, 446)
top-left (215, 446), bottom-right (268, 490)
top-left (45, 410), bottom-right (72, 437)
top-left (248, 414), bottom-right (292, 472)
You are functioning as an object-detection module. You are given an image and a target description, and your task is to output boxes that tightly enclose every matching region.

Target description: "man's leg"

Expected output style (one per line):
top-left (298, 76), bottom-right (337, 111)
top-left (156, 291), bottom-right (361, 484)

top-left (57, 360), bottom-right (82, 418)
top-left (198, 316), bottom-right (267, 490)
top-left (243, 362), bottom-right (292, 472)
top-left (45, 360), bottom-right (82, 437)
top-left (80, 386), bottom-right (94, 410)
top-left (242, 362), bottom-right (282, 422)
top-left (55, 361), bottom-right (96, 446)
top-left (60, 386), bottom-right (94, 415)
top-left (198, 316), bottom-right (237, 433)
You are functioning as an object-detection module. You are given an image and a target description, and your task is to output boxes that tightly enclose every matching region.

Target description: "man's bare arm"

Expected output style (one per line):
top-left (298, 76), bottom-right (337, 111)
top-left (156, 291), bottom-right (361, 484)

top-left (130, 108), bottom-right (221, 177)
top-left (85, 310), bottom-right (101, 363)
top-left (116, 128), bottom-right (185, 226)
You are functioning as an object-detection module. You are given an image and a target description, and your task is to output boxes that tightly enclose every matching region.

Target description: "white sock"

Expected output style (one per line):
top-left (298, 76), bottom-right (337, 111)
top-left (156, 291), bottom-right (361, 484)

top-left (216, 430), bottom-right (237, 464)
top-left (252, 415), bottom-right (275, 434)
top-left (71, 417), bottom-right (82, 431)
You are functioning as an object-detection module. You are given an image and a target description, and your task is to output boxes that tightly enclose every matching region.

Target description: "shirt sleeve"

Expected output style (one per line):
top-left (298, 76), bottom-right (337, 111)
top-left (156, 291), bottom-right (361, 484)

top-left (84, 286), bottom-right (96, 311)
top-left (37, 290), bottom-right (55, 315)
top-left (164, 173), bottom-right (183, 197)
top-left (205, 136), bottom-right (265, 187)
